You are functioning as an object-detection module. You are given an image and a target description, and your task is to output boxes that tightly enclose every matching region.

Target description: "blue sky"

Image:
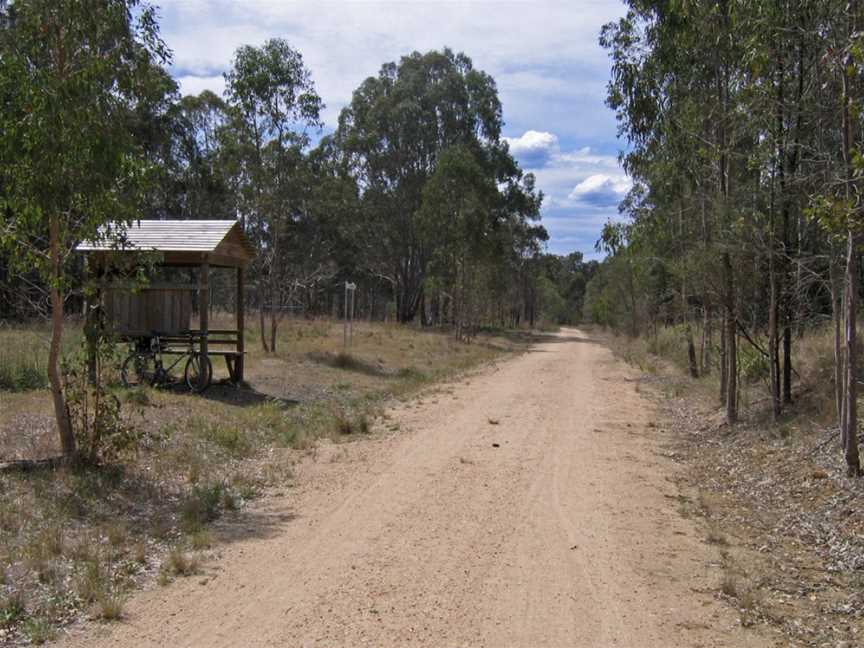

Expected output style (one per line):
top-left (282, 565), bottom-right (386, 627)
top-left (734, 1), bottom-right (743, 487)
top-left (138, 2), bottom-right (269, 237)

top-left (157, 0), bottom-right (629, 260)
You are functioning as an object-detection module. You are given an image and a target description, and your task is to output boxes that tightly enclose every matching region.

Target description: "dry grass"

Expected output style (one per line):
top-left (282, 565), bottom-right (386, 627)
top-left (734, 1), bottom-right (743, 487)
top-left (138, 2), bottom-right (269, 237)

top-left (162, 548), bottom-right (199, 578)
top-left (96, 592), bottom-right (125, 621)
top-left (705, 527), bottom-right (729, 546)
top-left (720, 572), bottom-right (739, 598)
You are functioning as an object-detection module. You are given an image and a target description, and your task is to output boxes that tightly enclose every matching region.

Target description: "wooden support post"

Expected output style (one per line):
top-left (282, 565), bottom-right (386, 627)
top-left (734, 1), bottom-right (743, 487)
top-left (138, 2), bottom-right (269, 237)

top-left (236, 266), bottom-right (245, 384)
top-left (199, 261), bottom-right (209, 390)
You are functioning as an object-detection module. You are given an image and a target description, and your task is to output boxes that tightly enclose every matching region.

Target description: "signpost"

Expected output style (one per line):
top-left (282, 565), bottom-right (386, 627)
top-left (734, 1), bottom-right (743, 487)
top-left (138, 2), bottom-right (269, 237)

top-left (343, 281), bottom-right (356, 349)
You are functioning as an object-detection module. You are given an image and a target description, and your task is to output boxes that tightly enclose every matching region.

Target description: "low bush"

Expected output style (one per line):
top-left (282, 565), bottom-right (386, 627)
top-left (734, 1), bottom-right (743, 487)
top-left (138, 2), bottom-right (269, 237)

top-left (180, 482), bottom-right (226, 533)
top-left (162, 547), bottom-right (199, 577)
top-left (0, 591), bottom-right (25, 629)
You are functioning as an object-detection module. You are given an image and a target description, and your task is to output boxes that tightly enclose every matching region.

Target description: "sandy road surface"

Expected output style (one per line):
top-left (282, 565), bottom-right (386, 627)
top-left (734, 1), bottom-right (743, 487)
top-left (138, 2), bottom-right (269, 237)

top-left (58, 329), bottom-right (771, 648)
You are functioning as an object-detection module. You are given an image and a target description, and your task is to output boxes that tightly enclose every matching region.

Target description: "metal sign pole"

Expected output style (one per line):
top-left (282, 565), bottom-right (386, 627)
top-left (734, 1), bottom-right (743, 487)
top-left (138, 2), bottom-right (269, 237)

top-left (349, 285), bottom-right (355, 346)
top-left (343, 281), bottom-right (357, 349)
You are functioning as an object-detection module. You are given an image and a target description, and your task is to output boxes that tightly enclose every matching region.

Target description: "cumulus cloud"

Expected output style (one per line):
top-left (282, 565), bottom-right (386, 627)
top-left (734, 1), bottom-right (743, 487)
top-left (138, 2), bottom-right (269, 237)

top-left (568, 174), bottom-right (632, 207)
top-left (504, 130), bottom-right (559, 167)
top-left (176, 74), bottom-right (226, 98)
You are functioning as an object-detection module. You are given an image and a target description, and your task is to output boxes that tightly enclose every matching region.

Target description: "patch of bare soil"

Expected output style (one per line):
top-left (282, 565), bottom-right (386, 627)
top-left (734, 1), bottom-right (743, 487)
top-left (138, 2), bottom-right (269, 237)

top-left (53, 329), bottom-right (772, 648)
top-left (651, 375), bottom-right (864, 647)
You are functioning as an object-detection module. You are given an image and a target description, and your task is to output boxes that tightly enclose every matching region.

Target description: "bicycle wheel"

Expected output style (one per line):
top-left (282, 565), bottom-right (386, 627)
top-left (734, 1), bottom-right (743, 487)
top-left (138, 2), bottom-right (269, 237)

top-left (184, 354), bottom-right (213, 393)
top-left (121, 353), bottom-right (157, 388)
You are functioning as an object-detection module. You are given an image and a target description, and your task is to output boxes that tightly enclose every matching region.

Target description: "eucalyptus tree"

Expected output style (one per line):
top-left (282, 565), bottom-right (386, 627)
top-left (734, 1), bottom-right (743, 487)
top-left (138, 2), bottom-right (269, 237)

top-left (602, 0), bottom-right (760, 423)
top-left (417, 143), bottom-right (545, 336)
top-left (164, 90), bottom-right (235, 220)
top-left (223, 38), bottom-right (323, 351)
top-left (335, 49), bottom-right (505, 323)
top-left (419, 146), bottom-right (498, 338)
top-left (0, 0), bottom-right (171, 457)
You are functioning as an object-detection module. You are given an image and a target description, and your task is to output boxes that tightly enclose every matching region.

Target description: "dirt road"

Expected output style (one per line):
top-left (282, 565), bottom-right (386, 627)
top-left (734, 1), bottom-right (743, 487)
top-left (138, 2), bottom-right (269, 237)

top-left (59, 329), bottom-right (770, 648)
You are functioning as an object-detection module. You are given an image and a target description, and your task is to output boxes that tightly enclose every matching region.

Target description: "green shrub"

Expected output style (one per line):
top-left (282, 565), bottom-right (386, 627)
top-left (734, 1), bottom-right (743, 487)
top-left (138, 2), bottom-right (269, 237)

top-left (63, 339), bottom-right (139, 464)
top-left (180, 482), bottom-right (226, 532)
top-left (0, 591), bottom-right (25, 628)
top-left (23, 616), bottom-right (56, 644)
top-left (739, 344), bottom-right (769, 384)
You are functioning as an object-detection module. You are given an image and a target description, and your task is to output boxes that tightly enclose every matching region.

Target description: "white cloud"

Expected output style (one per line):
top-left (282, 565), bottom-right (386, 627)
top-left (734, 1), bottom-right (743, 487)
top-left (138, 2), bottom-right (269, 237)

top-left (568, 173), bottom-right (632, 206)
top-left (504, 130), bottom-right (559, 166)
top-left (513, 143), bottom-right (626, 208)
top-left (176, 74), bottom-right (226, 98)
top-left (505, 130), bottom-right (558, 154)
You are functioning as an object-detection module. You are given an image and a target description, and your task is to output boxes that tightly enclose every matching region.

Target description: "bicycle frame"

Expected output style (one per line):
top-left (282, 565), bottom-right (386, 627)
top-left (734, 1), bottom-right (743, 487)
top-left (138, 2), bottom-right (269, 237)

top-left (150, 334), bottom-right (194, 380)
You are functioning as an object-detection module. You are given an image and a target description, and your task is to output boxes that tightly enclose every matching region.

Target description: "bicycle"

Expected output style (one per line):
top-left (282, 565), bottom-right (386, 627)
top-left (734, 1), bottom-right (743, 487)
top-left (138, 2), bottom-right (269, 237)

top-left (121, 332), bottom-right (212, 392)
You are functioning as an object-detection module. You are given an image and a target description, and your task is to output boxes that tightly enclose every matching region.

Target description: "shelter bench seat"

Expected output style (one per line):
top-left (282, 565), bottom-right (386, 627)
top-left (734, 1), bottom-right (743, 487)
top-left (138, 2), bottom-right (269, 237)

top-left (158, 329), bottom-right (245, 384)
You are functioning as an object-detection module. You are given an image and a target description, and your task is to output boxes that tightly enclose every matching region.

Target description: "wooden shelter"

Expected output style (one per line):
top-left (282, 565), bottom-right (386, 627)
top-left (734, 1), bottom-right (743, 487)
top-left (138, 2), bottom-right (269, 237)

top-left (76, 220), bottom-right (255, 384)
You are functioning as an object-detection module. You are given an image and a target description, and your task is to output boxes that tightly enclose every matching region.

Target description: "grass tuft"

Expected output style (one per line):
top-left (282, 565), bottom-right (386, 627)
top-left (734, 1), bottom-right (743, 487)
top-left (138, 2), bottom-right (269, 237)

top-left (0, 591), bottom-right (26, 629)
top-left (76, 560), bottom-right (107, 604)
top-left (180, 482), bottom-right (225, 533)
top-left (96, 591), bottom-right (126, 621)
top-left (0, 328), bottom-right (49, 391)
top-left (334, 411), bottom-right (371, 436)
top-left (105, 521), bottom-right (128, 548)
top-left (720, 573), bottom-right (738, 598)
top-left (190, 418), bottom-right (250, 456)
top-left (163, 547), bottom-right (199, 578)
top-left (22, 616), bottom-right (56, 644)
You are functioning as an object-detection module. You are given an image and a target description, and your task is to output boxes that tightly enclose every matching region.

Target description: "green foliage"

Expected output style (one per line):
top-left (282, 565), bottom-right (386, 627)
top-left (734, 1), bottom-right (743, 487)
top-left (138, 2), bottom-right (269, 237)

top-left (22, 616), bottom-right (56, 644)
top-left (0, 0), bottom-right (173, 278)
top-left (62, 340), bottom-right (140, 465)
top-left (738, 344), bottom-right (770, 385)
top-left (0, 0), bottom-right (173, 455)
top-left (335, 48), bottom-right (546, 324)
top-left (0, 591), bottom-right (25, 629)
top-left (180, 482), bottom-right (227, 533)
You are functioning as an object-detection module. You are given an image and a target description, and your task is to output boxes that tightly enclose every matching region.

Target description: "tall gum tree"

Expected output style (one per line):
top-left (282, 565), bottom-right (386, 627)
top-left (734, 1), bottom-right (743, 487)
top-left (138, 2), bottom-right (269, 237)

top-left (223, 38), bottom-right (323, 352)
top-left (0, 0), bottom-right (171, 458)
top-left (335, 49), bottom-right (505, 323)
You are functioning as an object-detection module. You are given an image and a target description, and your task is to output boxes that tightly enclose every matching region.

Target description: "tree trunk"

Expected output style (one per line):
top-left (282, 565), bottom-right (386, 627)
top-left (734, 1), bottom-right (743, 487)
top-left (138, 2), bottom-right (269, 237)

top-left (843, 232), bottom-right (860, 476)
top-left (723, 252), bottom-right (737, 424)
top-left (269, 273), bottom-right (278, 353)
top-left (259, 282), bottom-right (269, 353)
top-left (700, 304), bottom-right (711, 375)
top-left (840, 0), bottom-right (860, 474)
top-left (687, 327), bottom-right (699, 379)
top-left (719, 315), bottom-right (728, 405)
top-left (769, 207), bottom-right (781, 420)
top-left (831, 253), bottom-right (845, 429)
top-left (48, 214), bottom-right (75, 458)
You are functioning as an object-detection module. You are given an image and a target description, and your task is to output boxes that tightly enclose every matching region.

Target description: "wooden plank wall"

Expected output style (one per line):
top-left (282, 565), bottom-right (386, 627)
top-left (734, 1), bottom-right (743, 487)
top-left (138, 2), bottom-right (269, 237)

top-left (106, 288), bottom-right (192, 335)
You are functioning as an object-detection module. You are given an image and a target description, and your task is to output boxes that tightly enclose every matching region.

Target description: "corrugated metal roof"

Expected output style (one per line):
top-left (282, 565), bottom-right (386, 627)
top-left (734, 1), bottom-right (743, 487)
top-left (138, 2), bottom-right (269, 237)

top-left (77, 220), bottom-right (248, 253)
